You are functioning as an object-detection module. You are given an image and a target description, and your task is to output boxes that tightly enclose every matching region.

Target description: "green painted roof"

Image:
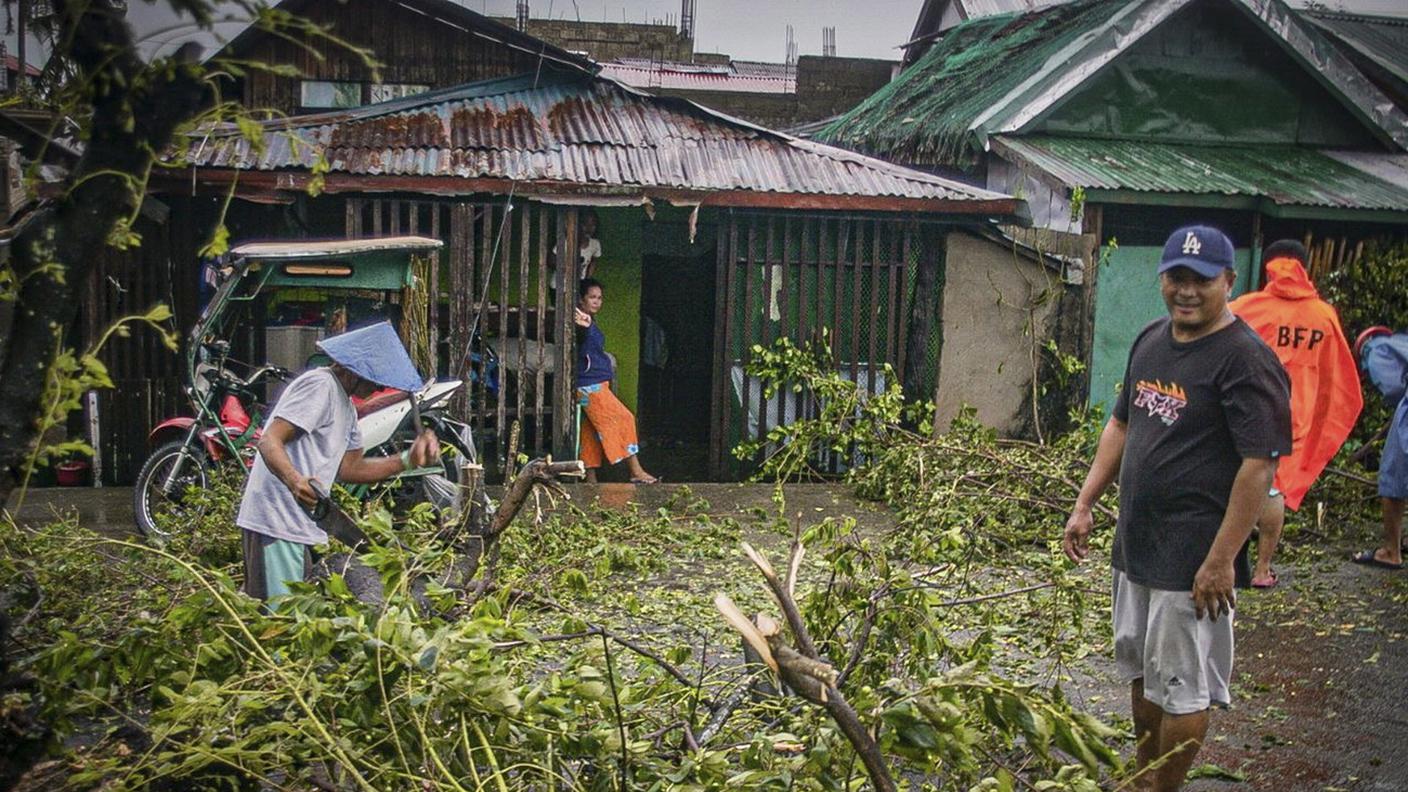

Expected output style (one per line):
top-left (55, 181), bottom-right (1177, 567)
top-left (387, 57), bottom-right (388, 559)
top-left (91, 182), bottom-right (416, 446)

top-left (816, 0), bottom-right (1125, 166)
top-left (993, 135), bottom-right (1408, 212)
top-left (1303, 10), bottom-right (1408, 89)
top-left (818, 0), bottom-right (1408, 167)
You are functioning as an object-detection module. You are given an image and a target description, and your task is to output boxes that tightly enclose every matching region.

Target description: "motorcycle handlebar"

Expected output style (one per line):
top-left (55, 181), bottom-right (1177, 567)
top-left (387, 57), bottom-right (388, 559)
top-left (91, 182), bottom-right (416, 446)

top-left (198, 363), bottom-right (291, 391)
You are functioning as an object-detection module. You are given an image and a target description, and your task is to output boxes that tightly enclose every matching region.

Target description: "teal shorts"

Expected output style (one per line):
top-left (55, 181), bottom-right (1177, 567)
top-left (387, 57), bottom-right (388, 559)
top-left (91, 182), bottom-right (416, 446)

top-left (242, 530), bottom-right (313, 601)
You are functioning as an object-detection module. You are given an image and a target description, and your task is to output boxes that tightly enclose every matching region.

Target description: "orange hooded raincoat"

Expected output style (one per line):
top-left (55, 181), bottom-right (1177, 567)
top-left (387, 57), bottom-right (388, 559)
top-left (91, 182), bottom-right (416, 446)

top-left (1229, 257), bottom-right (1362, 510)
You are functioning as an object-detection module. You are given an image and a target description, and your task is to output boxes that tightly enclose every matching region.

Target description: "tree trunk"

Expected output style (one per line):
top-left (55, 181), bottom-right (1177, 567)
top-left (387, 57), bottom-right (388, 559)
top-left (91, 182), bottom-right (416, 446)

top-left (0, 0), bottom-right (212, 505)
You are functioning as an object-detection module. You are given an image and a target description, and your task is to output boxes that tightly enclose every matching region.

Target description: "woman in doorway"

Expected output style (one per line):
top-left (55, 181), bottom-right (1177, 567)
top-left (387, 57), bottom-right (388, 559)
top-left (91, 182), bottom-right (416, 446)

top-left (574, 278), bottom-right (658, 484)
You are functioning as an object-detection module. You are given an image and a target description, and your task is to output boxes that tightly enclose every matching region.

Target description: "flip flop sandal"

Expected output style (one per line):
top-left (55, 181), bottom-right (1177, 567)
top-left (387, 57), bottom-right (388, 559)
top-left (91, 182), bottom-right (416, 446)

top-left (630, 476), bottom-right (661, 484)
top-left (1251, 571), bottom-right (1278, 589)
top-left (1351, 550), bottom-right (1404, 570)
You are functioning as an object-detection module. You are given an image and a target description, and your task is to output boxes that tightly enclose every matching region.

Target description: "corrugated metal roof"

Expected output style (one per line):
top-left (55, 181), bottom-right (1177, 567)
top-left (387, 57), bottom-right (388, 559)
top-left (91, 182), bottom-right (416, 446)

top-left (1303, 10), bottom-right (1408, 86)
top-left (181, 70), bottom-right (1019, 210)
top-left (825, 0), bottom-right (1408, 166)
top-left (992, 135), bottom-right (1408, 211)
top-left (1324, 150), bottom-right (1408, 192)
top-left (598, 61), bottom-right (795, 94)
top-left (822, 0), bottom-right (1126, 165)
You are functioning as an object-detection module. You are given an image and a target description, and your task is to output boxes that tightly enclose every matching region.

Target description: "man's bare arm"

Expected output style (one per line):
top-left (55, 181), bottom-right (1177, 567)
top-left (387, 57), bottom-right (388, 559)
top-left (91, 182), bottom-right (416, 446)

top-left (1192, 456), bottom-right (1277, 620)
top-left (257, 418), bottom-right (318, 508)
top-left (1063, 417), bottom-right (1128, 563)
top-left (338, 429), bottom-right (440, 484)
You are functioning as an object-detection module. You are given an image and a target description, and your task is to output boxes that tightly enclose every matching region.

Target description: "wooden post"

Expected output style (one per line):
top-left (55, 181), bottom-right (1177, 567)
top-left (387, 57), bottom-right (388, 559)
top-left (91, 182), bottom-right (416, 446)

top-left (535, 204), bottom-right (549, 455)
top-left (552, 209), bottom-right (579, 460)
top-left (709, 219), bottom-right (729, 478)
top-left (516, 201), bottom-right (530, 455)
top-left (429, 203), bottom-right (441, 375)
top-left (496, 203), bottom-right (511, 466)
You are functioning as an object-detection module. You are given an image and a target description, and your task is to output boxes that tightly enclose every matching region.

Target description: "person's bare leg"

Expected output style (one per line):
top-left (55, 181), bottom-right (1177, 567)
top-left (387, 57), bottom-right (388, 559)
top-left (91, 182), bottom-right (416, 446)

top-left (1151, 709), bottom-right (1210, 791)
top-left (1375, 497), bottom-right (1404, 566)
top-left (584, 468), bottom-right (599, 484)
top-left (625, 454), bottom-right (656, 482)
top-left (1131, 680), bottom-right (1163, 788)
top-left (1252, 493), bottom-right (1284, 584)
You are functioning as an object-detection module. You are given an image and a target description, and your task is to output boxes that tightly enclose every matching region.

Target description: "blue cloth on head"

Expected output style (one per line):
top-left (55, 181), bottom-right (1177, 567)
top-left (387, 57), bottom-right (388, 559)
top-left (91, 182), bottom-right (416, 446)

top-left (316, 321), bottom-right (425, 392)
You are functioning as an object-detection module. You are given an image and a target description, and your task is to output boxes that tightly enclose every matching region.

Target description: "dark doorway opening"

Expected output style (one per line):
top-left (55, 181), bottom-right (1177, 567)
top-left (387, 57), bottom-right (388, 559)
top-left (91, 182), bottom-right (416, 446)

top-left (636, 247), bottom-right (717, 481)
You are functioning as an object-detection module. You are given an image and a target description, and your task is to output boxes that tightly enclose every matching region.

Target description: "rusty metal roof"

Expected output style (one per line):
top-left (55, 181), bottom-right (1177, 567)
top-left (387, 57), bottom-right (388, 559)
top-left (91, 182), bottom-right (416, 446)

top-left (993, 135), bottom-right (1408, 213)
top-left (179, 70), bottom-right (1025, 216)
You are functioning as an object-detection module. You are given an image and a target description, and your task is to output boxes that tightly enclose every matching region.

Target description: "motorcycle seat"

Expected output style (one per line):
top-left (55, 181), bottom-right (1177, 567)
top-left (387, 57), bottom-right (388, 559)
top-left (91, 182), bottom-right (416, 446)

top-left (354, 387), bottom-right (409, 418)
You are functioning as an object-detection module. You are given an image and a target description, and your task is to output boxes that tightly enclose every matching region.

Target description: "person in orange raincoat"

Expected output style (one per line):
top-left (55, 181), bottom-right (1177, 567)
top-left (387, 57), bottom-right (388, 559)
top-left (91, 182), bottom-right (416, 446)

top-left (1229, 240), bottom-right (1362, 587)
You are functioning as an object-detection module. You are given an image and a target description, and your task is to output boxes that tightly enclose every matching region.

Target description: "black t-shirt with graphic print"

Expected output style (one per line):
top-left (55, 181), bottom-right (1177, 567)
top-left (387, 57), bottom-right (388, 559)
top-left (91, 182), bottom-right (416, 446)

top-left (1111, 316), bottom-right (1292, 591)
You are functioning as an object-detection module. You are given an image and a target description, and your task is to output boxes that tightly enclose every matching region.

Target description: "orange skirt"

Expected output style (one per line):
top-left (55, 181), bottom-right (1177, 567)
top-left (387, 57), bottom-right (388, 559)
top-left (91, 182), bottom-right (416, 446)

top-left (577, 382), bottom-right (640, 469)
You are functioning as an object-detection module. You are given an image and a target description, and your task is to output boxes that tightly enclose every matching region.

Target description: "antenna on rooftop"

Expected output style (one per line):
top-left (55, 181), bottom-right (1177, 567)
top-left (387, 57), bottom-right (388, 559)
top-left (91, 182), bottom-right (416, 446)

top-left (680, 0), bottom-right (696, 38)
top-left (822, 26), bottom-right (836, 57)
top-left (516, 0), bottom-right (529, 31)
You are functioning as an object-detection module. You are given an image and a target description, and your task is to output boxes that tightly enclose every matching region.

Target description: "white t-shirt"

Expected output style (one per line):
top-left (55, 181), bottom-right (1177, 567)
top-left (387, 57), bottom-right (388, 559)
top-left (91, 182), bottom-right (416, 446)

top-left (552, 237), bottom-right (602, 291)
top-left (236, 368), bottom-right (363, 545)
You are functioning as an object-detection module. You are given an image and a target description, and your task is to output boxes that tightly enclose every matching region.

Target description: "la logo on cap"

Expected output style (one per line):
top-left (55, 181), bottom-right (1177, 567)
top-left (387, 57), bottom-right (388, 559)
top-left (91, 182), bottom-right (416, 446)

top-left (1181, 231), bottom-right (1202, 256)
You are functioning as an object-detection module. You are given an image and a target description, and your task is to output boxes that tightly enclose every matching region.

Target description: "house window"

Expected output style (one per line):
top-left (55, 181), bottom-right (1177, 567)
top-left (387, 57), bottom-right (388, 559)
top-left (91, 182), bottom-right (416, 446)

top-left (369, 83), bottom-right (430, 104)
top-left (300, 80), bottom-right (362, 109)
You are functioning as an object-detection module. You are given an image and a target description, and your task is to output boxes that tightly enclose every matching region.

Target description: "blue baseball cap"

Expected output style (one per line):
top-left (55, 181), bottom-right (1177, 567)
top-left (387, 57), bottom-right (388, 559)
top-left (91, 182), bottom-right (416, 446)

top-left (316, 321), bottom-right (426, 392)
top-left (1158, 225), bottom-right (1236, 278)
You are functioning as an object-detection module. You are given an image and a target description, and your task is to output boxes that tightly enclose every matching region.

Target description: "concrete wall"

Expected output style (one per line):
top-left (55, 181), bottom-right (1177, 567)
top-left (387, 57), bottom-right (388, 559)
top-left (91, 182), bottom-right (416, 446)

top-left (794, 56), bottom-right (898, 122)
top-left (656, 56), bottom-right (896, 128)
top-left (497, 18), bottom-right (692, 62)
top-left (654, 88), bottom-right (800, 129)
top-left (935, 231), bottom-right (1066, 435)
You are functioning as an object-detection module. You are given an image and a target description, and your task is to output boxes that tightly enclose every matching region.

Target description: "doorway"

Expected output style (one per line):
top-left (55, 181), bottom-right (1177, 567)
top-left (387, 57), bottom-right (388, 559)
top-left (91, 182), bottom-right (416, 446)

top-left (636, 245), bottom-right (717, 480)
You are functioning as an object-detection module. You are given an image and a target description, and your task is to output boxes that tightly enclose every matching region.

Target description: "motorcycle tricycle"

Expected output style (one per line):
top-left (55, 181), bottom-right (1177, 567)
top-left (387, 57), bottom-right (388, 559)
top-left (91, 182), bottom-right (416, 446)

top-left (134, 236), bottom-right (473, 540)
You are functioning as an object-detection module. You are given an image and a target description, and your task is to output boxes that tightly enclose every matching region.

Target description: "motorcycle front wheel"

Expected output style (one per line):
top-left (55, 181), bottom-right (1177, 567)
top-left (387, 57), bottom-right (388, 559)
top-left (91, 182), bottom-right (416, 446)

top-left (133, 441), bottom-right (210, 541)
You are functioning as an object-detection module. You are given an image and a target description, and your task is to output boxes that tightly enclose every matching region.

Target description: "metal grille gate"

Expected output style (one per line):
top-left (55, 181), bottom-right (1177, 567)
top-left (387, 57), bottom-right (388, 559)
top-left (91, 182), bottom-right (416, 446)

top-left (711, 211), bottom-right (929, 477)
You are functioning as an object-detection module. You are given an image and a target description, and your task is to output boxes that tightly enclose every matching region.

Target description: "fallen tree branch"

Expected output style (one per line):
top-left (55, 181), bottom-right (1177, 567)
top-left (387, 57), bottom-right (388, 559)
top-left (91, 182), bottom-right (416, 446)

top-left (643, 720), bottom-right (701, 752)
top-left (696, 679), bottom-right (755, 746)
top-left (717, 542), bottom-right (897, 792)
top-left (1326, 466), bottom-right (1376, 487)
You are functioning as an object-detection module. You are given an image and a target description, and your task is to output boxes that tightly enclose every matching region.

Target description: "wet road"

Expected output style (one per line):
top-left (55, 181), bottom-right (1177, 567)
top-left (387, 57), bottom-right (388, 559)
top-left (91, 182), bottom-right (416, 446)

top-left (6, 485), bottom-right (1405, 790)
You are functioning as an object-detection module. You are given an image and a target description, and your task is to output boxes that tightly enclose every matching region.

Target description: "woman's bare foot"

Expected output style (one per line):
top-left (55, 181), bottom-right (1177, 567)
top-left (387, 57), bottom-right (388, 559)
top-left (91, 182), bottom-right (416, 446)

top-left (584, 469), bottom-right (599, 484)
top-left (626, 456), bottom-right (657, 484)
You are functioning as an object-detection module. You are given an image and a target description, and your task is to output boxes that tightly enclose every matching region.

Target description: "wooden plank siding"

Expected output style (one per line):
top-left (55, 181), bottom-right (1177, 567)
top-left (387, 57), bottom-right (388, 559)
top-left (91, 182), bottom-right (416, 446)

top-left (84, 210), bottom-right (201, 485)
top-left (224, 0), bottom-right (551, 117)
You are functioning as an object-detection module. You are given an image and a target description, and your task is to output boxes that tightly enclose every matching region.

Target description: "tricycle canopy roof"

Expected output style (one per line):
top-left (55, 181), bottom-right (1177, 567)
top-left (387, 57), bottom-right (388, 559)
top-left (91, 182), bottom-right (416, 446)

top-left (232, 235), bottom-right (442, 290)
top-left (230, 236), bottom-right (443, 259)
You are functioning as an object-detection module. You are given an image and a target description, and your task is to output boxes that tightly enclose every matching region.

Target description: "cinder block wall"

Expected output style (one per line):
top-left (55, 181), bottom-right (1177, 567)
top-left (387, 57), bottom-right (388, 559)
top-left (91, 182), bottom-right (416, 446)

top-left (495, 18), bottom-right (693, 62)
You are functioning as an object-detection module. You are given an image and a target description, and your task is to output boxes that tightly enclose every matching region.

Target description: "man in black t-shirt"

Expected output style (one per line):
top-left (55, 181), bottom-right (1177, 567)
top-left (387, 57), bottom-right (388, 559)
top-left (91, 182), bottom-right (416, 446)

top-left (1064, 225), bottom-right (1291, 792)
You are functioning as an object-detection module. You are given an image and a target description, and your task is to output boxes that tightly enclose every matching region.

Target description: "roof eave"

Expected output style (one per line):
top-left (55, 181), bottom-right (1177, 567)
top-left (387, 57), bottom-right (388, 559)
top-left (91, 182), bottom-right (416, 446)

top-left (1084, 187), bottom-right (1408, 222)
top-left (154, 167), bottom-right (1031, 223)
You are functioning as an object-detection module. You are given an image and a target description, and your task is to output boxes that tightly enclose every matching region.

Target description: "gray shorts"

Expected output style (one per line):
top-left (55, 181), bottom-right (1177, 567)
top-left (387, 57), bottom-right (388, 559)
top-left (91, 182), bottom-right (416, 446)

top-left (1112, 569), bottom-right (1234, 715)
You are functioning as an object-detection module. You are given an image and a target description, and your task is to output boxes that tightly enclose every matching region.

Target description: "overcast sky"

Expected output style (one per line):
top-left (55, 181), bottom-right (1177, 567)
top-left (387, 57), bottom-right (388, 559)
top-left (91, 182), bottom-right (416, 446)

top-left (13, 0), bottom-right (1408, 66)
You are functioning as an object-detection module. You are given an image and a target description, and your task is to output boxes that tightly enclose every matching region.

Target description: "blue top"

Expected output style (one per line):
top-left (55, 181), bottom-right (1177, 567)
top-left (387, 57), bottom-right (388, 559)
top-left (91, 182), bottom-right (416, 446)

top-left (576, 321), bottom-right (611, 388)
top-left (1362, 333), bottom-right (1408, 406)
